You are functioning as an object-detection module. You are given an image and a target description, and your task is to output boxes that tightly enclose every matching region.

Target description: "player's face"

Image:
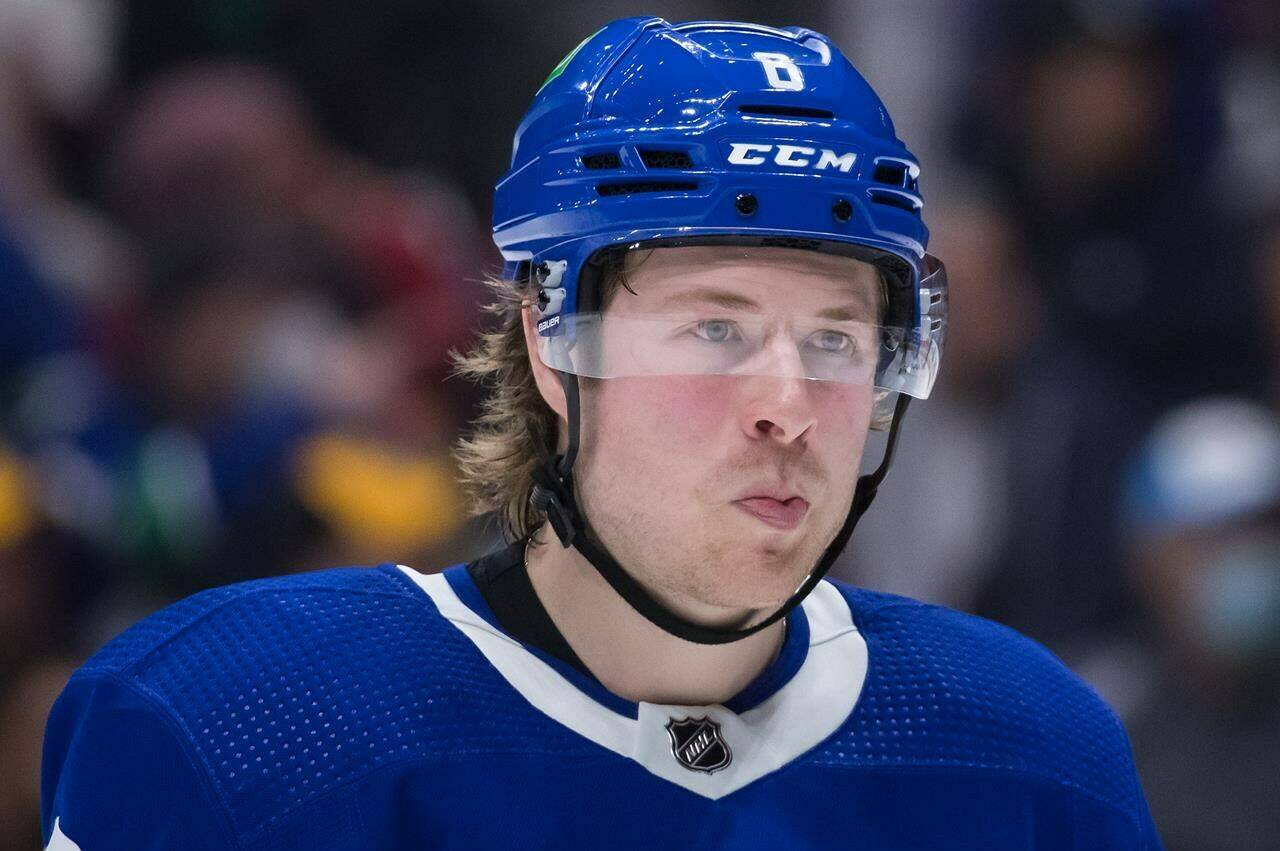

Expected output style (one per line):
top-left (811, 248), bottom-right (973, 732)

top-left (565, 246), bottom-right (878, 619)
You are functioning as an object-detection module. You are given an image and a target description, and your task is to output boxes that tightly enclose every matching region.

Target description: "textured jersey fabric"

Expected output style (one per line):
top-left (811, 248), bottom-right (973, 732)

top-left (41, 559), bottom-right (1163, 850)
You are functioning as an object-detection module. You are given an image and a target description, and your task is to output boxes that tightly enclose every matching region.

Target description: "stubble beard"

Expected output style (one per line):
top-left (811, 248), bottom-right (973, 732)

top-left (575, 468), bottom-right (846, 614)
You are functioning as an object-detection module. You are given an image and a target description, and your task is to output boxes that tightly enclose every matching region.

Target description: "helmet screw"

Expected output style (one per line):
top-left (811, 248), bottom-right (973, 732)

top-left (734, 193), bottom-right (758, 216)
top-left (832, 198), bottom-right (853, 223)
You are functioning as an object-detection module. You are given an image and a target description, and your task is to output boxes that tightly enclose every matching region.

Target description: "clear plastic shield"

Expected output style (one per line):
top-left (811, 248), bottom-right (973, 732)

top-left (537, 312), bottom-right (883, 386)
top-left (532, 246), bottom-right (946, 401)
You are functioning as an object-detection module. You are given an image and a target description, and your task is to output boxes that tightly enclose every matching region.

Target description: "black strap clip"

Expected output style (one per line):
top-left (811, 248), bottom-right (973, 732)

top-left (530, 459), bottom-right (577, 548)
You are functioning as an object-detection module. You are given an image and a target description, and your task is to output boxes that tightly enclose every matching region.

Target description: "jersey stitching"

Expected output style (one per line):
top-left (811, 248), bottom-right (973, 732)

top-left (91, 583), bottom-right (415, 678)
top-left (69, 670), bottom-right (246, 850)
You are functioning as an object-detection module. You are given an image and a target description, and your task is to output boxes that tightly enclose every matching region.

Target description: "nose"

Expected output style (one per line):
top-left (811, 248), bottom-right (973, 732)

top-left (735, 339), bottom-right (818, 444)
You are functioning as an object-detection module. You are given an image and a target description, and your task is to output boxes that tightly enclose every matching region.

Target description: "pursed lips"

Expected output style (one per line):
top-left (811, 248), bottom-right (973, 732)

top-left (732, 486), bottom-right (810, 529)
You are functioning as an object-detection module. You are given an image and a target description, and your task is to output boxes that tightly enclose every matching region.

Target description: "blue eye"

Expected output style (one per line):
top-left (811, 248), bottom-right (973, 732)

top-left (809, 330), bottom-right (854, 354)
top-left (693, 320), bottom-right (740, 343)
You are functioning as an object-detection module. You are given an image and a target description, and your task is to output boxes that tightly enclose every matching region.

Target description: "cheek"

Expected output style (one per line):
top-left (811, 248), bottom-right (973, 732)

top-left (589, 377), bottom-right (730, 454)
top-left (585, 377), bottom-right (872, 485)
top-left (588, 375), bottom-right (874, 433)
top-left (575, 379), bottom-right (731, 576)
top-left (810, 383), bottom-right (874, 483)
top-left (823, 383), bottom-right (875, 443)
top-left (652, 376), bottom-right (737, 433)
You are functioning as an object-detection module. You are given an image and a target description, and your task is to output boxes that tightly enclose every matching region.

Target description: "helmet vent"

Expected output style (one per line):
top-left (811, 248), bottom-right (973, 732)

top-left (869, 190), bottom-right (921, 216)
top-left (739, 105), bottom-right (835, 120)
top-left (873, 163), bottom-right (907, 185)
top-left (596, 181), bottom-right (698, 197)
top-left (873, 159), bottom-right (920, 191)
top-left (581, 152), bottom-right (622, 170)
top-left (639, 149), bottom-right (694, 169)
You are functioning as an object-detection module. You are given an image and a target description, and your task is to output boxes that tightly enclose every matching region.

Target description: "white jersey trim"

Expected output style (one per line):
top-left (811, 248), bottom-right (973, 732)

top-left (397, 565), bottom-right (868, 800)
top-left (46, 818), bottom-right (82, 851)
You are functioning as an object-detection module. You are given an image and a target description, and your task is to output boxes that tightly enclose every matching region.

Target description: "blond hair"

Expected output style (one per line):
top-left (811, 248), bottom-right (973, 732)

top-left (449, 272), bottom-right (554, 541)
top-left (450, 255), bottom-right (637, 540)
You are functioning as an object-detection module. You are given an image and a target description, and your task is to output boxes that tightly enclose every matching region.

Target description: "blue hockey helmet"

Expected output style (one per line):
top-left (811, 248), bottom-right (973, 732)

top-left (492, 16), bottom-right (946, 424)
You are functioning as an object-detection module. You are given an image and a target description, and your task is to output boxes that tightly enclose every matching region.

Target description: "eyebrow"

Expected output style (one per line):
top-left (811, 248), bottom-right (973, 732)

top-left (656, 286), bottom-right (876, 321)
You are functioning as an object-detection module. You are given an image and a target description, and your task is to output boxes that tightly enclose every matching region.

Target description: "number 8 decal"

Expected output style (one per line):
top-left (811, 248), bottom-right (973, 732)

top-left (752, 52), bottom-right (805, 91)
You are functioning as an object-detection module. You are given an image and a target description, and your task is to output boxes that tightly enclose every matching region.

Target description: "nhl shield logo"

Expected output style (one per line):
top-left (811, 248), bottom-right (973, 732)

top-left (665, 716), bottom-right (732, 774)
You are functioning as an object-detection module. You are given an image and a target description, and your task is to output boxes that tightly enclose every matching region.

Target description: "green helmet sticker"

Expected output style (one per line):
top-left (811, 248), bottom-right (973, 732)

top-left (538, 28), bottom-right (604, 93)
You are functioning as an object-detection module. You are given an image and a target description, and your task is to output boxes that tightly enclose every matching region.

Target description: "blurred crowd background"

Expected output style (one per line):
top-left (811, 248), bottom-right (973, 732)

top-left (1, 0), bottom-right (1277, 848)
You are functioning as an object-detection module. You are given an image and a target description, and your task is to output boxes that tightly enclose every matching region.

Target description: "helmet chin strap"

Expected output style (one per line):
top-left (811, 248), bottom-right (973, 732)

top-left (529, 371), bottom-right (912, 645)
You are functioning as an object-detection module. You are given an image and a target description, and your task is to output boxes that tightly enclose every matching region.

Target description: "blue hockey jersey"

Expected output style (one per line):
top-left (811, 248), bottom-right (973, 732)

top-left (42, 558), bottom-right (1163, 849)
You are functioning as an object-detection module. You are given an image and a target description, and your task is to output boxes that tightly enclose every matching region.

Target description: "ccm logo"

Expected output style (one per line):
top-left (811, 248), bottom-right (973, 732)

top-left (726, 143), bottom-right (856, 172)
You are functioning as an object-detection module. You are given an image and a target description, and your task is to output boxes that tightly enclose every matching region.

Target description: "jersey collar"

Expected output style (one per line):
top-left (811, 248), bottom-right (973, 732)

top-left (397, 562), bottom-right (868, 799)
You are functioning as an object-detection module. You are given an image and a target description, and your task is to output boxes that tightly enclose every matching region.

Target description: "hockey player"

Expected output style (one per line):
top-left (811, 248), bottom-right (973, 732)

top-left (42, 17), bottom-right (1162, 849)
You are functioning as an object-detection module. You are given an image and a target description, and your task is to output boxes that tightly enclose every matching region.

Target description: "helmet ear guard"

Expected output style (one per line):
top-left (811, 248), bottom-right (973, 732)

top-left (496, 17), bottom-right (945, 644)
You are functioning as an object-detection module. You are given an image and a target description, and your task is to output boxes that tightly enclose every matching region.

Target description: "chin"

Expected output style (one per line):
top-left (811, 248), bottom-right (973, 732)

top-left (726, 518), bottom-right (820, 562)
top-left (702, 545), bottom-right (819, 609)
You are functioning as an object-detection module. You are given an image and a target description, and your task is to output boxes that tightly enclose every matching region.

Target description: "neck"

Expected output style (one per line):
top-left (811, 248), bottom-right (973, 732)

top-left (523, 526), bottom-right (785, 706)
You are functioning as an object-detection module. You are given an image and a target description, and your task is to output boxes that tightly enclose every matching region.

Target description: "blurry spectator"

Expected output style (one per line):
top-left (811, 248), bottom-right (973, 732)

top-left (0, 0), bottom-right (117, 210)
top-left (103, 61), bottom-right (324, 230)
top-left (954, 5), bottom-right (1270, 652)
top-left (14, 216), bottom-right (334, 598)
top-left (290, 409), bottom-right (469, 569)
top-left (1214, 0), bottom-right (1280, 217)
top-left (970, 323), bottom-right (1155, 656)
top-left (104, 60), bottom-right (485, 376)
top-left (1253, 210), bottom-right (1280, 402)
top-left (965, 10), bottom-right (1261, 387)
top-left (0, 220), bottom-right (82, 389)
top-left (1118, 397), bottom-right (1280, 850)
top-left (0, 0), bottom-right (129, 313)
top-left (12, 202), bottom-right (483, 634)
top-left (830, 0), bottom-right (994, 177)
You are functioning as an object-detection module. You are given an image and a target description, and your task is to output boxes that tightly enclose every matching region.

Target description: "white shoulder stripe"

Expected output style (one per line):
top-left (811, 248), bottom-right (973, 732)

top-left (46, 818), bottom-right (82, 851)
top-left (398, 566), bottom-right (868, 800)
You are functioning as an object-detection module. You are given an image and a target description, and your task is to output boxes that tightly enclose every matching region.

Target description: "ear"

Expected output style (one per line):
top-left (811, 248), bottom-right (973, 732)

top-left (522, 305), bottom-right (570, 425)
